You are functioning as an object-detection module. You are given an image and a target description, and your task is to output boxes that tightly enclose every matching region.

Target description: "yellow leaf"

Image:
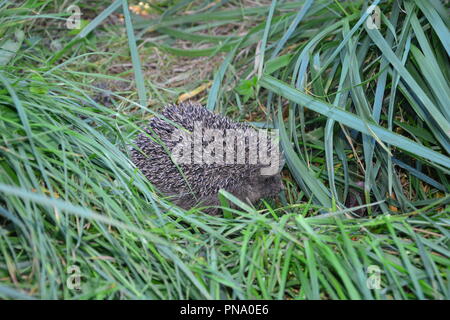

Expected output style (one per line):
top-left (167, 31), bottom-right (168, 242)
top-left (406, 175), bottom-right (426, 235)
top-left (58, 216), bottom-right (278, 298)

top-left (178, 82), bottom-right (212, 103)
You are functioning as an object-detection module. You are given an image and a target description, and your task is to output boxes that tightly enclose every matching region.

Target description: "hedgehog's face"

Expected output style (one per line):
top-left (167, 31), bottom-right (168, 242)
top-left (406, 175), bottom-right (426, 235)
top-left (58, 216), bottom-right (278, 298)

top-left (243, 172), bottom-right (284, 205)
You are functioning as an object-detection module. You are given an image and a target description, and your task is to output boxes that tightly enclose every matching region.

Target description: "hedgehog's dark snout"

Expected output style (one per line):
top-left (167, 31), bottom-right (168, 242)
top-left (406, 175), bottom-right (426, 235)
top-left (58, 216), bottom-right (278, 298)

top-left (246, 172), bottom-right (284, 203)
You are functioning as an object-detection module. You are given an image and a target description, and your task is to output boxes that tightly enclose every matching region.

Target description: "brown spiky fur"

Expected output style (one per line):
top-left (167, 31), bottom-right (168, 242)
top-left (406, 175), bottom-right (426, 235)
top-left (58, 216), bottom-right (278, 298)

top-left (131, 102), bottom-right (283, 214)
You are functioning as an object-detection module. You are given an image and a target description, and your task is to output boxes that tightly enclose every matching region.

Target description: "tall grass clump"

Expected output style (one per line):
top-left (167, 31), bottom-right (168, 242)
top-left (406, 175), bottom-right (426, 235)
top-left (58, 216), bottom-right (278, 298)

top-left (0, 0), bottom-right (448, 299)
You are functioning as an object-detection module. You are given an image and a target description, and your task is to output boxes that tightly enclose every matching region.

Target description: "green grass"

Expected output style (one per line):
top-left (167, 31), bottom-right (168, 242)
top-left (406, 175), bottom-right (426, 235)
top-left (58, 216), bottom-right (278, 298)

top-left (0, 0), bottom-right (449, 299)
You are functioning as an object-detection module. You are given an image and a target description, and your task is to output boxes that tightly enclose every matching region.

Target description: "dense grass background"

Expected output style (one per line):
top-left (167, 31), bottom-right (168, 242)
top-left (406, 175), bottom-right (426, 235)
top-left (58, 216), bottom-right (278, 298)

top-left (0, 0), bottom-right (449, 299)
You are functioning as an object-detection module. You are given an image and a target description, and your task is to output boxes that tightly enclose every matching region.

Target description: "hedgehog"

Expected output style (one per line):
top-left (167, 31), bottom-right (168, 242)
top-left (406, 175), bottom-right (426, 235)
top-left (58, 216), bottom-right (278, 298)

top-left (131, 102), bottom-right (284, 214)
